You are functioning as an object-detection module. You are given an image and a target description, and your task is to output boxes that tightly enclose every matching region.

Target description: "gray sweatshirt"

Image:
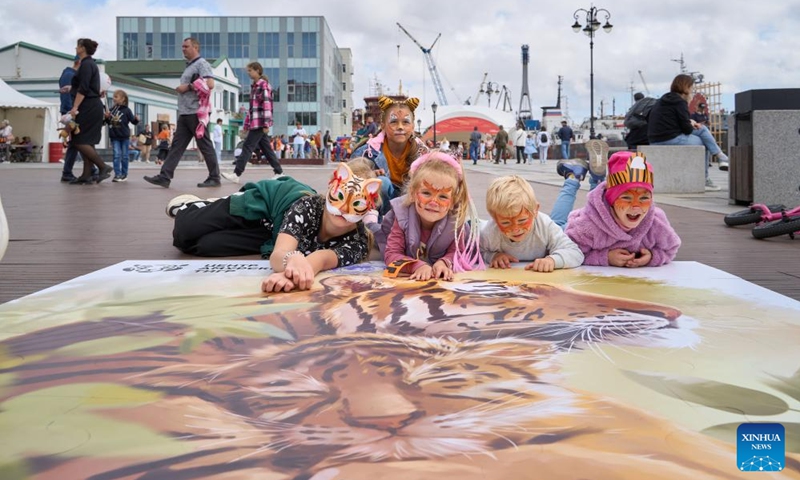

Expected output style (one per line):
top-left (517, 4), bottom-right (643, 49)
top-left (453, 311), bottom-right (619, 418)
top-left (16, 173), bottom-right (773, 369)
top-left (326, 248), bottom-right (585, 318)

top-left (479, 213), bottom-right (584, 269)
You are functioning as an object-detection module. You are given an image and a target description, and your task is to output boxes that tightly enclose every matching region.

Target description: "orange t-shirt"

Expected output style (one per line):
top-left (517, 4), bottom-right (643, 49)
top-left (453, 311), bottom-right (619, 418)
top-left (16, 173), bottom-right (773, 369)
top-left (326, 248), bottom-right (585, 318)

top-left (382, 140), bottom-right (412, 186)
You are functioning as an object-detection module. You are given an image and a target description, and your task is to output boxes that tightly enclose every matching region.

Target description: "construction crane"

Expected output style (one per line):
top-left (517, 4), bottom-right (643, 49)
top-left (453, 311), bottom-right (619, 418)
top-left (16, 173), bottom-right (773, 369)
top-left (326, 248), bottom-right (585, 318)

top-left (397, 23), bottom-right (448, 105)
top-left (637, 70), bottom-right (651, 96)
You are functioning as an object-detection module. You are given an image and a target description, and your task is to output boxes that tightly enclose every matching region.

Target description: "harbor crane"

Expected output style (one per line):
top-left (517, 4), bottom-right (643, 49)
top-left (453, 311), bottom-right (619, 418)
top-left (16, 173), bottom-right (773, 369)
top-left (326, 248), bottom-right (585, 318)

top-left (397, 23), bottom-right (448, 105)
top-left (638, 70), bottom-right (651, 96)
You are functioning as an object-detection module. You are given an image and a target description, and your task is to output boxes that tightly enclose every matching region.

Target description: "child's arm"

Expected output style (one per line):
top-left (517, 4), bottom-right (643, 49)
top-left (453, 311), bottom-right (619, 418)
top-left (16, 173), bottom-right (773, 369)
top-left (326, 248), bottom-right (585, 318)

top-left (385, 219), bottom-right (426, 274)
top-left (565, 211), bottom-right (611, 266)
top-left (480, 221), bottom-right (518, 268)
top-left (538, 218), bottom-right (584, 269)
top-left (641, 210), bottom-right (681, 266)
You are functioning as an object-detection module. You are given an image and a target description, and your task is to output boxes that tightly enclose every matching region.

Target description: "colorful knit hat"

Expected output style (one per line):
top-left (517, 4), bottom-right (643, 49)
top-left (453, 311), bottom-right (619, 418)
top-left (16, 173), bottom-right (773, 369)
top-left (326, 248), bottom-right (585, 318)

top-left (604, 151), bottom-right (654, 205)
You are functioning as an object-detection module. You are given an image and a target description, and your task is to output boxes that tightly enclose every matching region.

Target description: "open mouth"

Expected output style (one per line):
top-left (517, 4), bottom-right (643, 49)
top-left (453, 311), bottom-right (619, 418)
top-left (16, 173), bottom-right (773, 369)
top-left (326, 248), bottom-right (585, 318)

top-left (626, 213), bottom-right (642, 222)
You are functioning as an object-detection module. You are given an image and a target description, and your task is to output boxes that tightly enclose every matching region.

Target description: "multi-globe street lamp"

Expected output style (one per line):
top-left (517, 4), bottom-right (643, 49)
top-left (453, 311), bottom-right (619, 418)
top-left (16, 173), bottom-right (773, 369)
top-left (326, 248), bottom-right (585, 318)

top-left (571, 6), bottom-right (613, 140)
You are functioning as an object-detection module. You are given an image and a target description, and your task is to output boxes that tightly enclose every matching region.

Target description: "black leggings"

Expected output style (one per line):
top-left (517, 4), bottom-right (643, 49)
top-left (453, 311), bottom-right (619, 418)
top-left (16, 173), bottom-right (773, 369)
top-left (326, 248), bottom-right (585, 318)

top-left (172, 197), bottom-right (271, 257)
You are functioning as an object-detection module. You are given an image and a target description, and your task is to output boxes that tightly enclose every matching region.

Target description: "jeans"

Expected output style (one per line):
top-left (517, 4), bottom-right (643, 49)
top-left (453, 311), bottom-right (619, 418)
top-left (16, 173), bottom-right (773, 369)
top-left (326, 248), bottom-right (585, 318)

top-left (129, 150), bottom-right (140, 162)
top-left (378, 176), bottom-right (398, 216)
top-left (469, 143), bottom-right (479, 163)
top-left (650, 125), bottom-right (720, 180)
top-left (214, 140), bottom-right (222, 164)
top-left (235, 129), bottom-right (282, 176)
top-left (538, 146), bottom-right (548, 163)
top-left (550, 178), bottom-right (580, 230)
top-left (560, 141), bottom-right (570, 160)
top-left (293, 143), bottom-right (305, 159)
top-left (62, 144), bottom-right (82, 177)
top-left (111, 138), bottom-right (130, 177)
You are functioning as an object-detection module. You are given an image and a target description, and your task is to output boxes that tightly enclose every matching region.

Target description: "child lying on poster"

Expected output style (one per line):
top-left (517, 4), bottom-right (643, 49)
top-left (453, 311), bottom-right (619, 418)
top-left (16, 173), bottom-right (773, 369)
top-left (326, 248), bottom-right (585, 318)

top-left (165, 158), bottom-right (381, 292)
top-left (553, 151), bottom-right (681, 267)
top-left (367, 150), bottom-right (484, 281)
top-left (480, 175), bottom-right (584, 272)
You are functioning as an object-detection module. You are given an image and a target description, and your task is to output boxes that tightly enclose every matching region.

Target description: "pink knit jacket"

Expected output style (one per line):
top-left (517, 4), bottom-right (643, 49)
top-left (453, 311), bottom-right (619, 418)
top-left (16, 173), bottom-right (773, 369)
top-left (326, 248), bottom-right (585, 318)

top-left (565, 182), bottom-right (681, 266)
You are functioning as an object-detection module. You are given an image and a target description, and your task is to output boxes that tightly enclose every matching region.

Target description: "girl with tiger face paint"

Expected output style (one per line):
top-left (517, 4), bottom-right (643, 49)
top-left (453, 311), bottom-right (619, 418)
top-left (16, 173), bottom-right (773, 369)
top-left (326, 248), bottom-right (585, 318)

top-left (373, 151), bottom-right (484, 281)
top-left (351, 96), bottom-right (429, 215)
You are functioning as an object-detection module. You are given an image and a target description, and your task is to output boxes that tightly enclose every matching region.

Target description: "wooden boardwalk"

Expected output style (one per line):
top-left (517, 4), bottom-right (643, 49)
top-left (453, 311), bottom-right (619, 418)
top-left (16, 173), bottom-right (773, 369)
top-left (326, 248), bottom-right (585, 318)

top-left (1, 162), bottom-right (798, 304)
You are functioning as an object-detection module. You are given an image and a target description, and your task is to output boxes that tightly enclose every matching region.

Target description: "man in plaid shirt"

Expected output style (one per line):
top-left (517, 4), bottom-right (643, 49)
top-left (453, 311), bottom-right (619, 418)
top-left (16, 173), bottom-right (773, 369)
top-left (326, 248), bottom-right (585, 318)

top-left (222, 62), bottom-right (283, 183)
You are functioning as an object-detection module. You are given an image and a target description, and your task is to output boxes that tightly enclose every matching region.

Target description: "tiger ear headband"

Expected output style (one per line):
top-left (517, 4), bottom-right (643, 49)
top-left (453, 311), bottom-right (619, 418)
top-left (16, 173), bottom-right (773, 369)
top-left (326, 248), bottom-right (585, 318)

top-left (378, 96), bottom-right (420, 113)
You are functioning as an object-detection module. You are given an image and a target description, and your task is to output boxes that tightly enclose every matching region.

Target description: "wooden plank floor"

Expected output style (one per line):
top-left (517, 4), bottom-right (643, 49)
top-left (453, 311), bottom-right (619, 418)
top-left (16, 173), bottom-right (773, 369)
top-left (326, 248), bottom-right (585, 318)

top-left (1, 162), bottom-right (798, 304)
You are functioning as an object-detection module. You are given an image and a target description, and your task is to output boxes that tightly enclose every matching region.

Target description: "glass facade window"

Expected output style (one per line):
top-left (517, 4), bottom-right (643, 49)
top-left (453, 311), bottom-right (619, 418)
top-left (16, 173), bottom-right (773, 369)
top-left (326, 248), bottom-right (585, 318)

top-left (190, 32), bottom-right (220, 59)
top-left (301, 32), bottom-right (317, 58)
top-left (122, 32), bottom-right (138, 59)
top-left (287, 32), bottom-right (295, 58)
top-left (257, 33), bottom-right (279, 58)
top-left (229, 92), bottom-right (237, 113)
top-left (160, 33), bottom-right (176, 58)
top-left (264, 68), bottom-right (280, 102)
top-left (288, 112), bottom-right (317, 126)
top-left (223, 90), bottom-right (229, 111)
top-left (234, 67), bottom-right (249, 93)
top-left (145, 33), bottom-right (153, 59)
top-left (134, 103), bottom-right (147, 128)
top-left (228, 33), bottom-right (249, 59)
top-left (287, 68), bottom-right (317, 102)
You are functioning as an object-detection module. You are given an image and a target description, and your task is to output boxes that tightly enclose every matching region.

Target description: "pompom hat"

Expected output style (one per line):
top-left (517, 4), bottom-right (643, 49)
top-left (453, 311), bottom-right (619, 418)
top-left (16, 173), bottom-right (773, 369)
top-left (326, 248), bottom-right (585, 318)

top-left (604, 151), bottom-right (654, 205)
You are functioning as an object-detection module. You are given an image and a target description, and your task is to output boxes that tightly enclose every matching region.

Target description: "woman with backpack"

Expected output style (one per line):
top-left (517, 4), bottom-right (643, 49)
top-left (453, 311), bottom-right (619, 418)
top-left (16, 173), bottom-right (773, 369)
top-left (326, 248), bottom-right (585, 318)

top-left (536, 129), bottom-right (551, 164)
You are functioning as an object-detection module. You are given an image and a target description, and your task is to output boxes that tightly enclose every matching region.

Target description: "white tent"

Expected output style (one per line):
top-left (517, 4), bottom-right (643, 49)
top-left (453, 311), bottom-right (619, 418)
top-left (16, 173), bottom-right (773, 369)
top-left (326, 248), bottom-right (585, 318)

top-left (0, 78), bottom-right (58, 162)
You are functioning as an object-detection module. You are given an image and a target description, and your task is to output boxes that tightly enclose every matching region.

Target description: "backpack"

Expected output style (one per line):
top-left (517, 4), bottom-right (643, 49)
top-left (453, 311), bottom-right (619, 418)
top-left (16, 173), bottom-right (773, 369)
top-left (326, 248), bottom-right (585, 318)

top-left (540, 132), bottom-right (548, 143)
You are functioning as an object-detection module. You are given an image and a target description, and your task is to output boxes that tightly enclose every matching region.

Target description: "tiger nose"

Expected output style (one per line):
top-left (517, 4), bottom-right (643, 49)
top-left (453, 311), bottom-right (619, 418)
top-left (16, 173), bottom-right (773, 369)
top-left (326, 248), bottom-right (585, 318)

top-left (354, 412), bottom-right (416, 430)
top-left (344, 383), bottom-right (419, 429)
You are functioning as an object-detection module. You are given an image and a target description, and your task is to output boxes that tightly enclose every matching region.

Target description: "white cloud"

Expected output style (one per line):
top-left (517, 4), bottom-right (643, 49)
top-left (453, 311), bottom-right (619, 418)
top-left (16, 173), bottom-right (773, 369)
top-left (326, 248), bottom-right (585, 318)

top-left (3, 0), bottom-right (799, 121)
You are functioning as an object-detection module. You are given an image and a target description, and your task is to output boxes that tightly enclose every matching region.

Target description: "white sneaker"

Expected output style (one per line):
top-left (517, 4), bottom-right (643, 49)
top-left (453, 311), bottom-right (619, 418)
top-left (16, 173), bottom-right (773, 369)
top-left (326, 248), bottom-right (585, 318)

top-left (166, 194), bottom-right (203, 218)
top-left (585, 139), bottom-right (609, 177)
top-left (718, 161), bottom-right (729, 171)
top-left (221, 171), bottom-right (240, 184)
top-left (704, 178), bottom-right (721, 192)
top-left (273, 173), bottom-right (285, 179)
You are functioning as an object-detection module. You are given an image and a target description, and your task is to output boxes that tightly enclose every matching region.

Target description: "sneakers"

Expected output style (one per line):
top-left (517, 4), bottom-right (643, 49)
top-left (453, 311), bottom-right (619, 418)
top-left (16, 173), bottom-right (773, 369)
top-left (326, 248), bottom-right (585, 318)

top-left (716, 152), bottom-right (730, 171)
top-left (273, 172), bottom-right (285, 179)
top-left (60, 175), bottom-right (77, 183)
top-left (112, 175), bottom-right (128, 182)
top-left (585, 139), bottom-right (609, 177)
top-left (166, 194), bottom-right (202, 218)
top-left (197, 177), bottom-right (221, 188)
top-left (221, 171), bottom-right (240, 184)
top-left (705, 177), bottom-right (721, 192)
top-left (144, 175), bottom-right (170, 188)
top-left (556, 159), bottom-right (588, 181)
top-left (96, 165), bottom-right (113, 183)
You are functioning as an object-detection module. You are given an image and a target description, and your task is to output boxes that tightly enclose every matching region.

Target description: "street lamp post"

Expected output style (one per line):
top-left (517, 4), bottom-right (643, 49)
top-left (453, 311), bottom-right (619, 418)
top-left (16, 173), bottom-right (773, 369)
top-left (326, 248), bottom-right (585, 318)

top-left (571, 6), bottom-right (613, 140)
top-left (480, 81), bottom-right (500, 108)
top-left (431, 102), bottom-right (438, 145)
top-left (417, 119), bottom-right (422, 136)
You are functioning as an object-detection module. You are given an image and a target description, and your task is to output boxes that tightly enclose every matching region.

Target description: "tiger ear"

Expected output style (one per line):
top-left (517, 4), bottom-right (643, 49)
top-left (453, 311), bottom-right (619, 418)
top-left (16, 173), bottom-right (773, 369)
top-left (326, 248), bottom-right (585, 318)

top-left (363, 178), bottom-right (381, 197)
top-left (334, 162), bottom-right (354, 182)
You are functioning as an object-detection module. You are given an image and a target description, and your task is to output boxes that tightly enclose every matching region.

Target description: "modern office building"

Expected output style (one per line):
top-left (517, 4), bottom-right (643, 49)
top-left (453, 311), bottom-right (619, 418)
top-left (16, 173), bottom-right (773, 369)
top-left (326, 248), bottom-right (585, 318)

top-left (117, 16), bottom-right (351, 138)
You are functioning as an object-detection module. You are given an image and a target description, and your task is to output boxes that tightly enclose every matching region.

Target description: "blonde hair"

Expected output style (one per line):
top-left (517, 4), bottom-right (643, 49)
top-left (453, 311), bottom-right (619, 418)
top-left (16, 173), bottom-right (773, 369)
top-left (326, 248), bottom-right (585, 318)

top-left (345, 157), bottom-right (376, 180)
top-left (402, 150), bottom-right (470, 228)
top-left (486, 175), bottom-right (538, 217)
top-left (113, 89), bottom-right (129, 107)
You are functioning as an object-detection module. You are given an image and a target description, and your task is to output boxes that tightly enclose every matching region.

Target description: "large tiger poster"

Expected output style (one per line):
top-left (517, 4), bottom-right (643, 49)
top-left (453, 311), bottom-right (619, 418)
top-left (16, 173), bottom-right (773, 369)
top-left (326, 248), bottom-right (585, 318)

top-left (0, 261), bottom-right (798, 479)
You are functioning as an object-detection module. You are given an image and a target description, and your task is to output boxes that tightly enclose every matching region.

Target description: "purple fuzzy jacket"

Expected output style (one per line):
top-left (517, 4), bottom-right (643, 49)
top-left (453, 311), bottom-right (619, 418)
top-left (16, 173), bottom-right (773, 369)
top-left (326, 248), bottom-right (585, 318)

top-left (564, 182), bottom-right (681, 266)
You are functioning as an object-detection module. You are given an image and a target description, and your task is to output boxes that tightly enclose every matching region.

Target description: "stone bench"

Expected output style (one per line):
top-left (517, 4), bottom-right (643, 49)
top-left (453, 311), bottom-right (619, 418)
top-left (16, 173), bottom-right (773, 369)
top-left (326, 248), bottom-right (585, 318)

top-left (637, 145), bottom-right (706, 194)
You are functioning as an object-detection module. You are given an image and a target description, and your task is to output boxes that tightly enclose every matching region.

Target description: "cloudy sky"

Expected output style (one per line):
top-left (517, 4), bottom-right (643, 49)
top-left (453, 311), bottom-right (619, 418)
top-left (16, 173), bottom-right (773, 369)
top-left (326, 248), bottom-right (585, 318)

top-left (2, 0), bottom-right (798, 123)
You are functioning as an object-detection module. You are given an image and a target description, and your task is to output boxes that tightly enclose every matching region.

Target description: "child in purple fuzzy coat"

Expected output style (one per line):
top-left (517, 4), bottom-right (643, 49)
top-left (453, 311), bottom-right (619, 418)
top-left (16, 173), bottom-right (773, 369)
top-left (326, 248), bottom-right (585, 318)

top-left (552, 151), bottom-right (681, 267)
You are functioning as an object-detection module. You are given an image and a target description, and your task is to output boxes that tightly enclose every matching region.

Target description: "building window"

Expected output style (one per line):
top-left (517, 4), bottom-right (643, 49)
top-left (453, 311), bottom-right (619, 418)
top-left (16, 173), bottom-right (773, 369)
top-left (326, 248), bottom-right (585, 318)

top-left (287, 68), bottom-right (317, 102)
top-left (229, 92), bottom-right (237, 113)
top-left (122, 32), bottom-right (138, 59)
top-left (223, 90), bottom-right (229, 111)
top-left (257, 32), bottom-right (279, 58)
top-left (342, 99), bottom-right (347, 108)
top-left (190, 32), bottom-right (220, 59)
top-left (145, 33), bottom-right (153, 59)
top-left (287, 32), bottom-right (295, 58)
top-left (301, 32), bottom-right (317, 58)
top-left (227, 32), bottom-right (249, 59)
top-left (342, 82), bottom-right (346, 91)
top-left (161, 33), bottom-right (176, 59)
top-left (134, 103), bottom-right (147, 129)
top-left (264, 68), bottom-right (280, 102)
top-left (288, 112), bottom-right (318, 127)
top-left (234, 67), bottom-right (249, 94)
top-left (342, 64), bottom-right (346, 73)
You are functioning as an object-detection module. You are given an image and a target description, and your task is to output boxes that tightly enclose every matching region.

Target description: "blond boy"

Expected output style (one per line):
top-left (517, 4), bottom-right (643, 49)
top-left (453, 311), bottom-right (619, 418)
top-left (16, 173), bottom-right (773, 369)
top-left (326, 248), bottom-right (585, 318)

top-left (480, 175), bottom-right (584, 271)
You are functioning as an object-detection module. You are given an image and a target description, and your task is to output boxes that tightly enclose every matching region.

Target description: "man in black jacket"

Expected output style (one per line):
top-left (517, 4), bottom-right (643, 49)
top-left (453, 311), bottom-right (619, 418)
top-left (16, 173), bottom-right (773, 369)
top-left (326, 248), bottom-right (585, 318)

top-left (624, 92), bottom-right (657, 150)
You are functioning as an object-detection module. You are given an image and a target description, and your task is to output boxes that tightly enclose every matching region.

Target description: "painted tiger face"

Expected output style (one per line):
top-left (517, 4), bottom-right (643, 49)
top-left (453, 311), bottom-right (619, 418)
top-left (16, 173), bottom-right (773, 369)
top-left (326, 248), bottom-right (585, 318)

top-left (326, 163), bottom-right (381, 223)
top-left (261, 275), bottom-right (696, 351)
top-left (137, 334), bottom-right (570, 472)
